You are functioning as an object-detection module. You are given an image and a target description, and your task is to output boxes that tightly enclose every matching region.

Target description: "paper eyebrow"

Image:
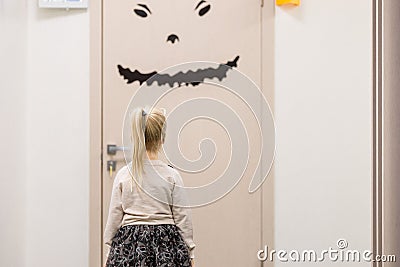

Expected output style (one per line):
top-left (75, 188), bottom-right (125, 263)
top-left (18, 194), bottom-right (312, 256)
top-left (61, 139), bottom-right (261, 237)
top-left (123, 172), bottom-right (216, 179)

top-left (138, 3), bottom-right (152, 14)
top-left (195, 0), bottom-right (206, 10)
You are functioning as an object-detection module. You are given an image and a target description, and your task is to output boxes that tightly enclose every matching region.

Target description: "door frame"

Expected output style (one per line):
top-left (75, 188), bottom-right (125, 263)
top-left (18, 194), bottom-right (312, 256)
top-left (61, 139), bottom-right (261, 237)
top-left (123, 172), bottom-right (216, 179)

top-left (371, 0), bottom-right (400, 266)
top-left (372, 0), bottom-right (383, 267)
top-left (89, 0), bottom-right (103, 266)
top-left (88, 1), bottom-right (276, 266)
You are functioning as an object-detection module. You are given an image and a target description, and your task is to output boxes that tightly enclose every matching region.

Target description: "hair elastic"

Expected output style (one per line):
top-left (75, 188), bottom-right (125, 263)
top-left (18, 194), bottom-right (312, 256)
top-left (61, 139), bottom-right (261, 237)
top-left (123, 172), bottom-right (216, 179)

top-left (142, 109), bottom-right (147, 132)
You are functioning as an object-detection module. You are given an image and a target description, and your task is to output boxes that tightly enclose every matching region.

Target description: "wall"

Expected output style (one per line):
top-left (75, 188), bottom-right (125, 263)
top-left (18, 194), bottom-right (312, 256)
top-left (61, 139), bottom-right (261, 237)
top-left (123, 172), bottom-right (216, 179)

top-left (274, 0), bottom-right (372, 266)
top-left (383, 0), bottom-right (400, 265)
top-left (0, 1), bottom-right (27, 267)
top-left (0, 1), bottom-right (90, 266)
top-left (24, 2), bottom-right (90, 267)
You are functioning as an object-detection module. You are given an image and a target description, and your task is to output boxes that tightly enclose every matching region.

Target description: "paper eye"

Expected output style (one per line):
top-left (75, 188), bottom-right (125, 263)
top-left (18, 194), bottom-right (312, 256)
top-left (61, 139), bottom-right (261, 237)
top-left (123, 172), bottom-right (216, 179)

top-left (195, 0), bottom-right (211, 17)
top-left (134, 4), bottom-right (152, 18)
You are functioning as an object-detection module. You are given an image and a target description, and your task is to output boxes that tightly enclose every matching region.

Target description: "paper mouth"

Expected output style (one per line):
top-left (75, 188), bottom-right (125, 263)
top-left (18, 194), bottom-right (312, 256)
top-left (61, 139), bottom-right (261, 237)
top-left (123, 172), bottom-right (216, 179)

top-left (117, 56), bottom-right (240, 87)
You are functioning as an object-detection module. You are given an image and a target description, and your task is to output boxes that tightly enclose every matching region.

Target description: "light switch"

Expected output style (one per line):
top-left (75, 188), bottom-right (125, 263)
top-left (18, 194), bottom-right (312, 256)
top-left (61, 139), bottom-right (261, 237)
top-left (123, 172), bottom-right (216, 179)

top-left (38, 0), bottom-right (88, 9)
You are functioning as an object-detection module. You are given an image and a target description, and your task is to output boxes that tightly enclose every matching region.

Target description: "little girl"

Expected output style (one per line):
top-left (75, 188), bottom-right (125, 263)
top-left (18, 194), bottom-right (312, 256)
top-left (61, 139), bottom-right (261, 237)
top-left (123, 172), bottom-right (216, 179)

top-left (104, 107), bottom-right (195, 267)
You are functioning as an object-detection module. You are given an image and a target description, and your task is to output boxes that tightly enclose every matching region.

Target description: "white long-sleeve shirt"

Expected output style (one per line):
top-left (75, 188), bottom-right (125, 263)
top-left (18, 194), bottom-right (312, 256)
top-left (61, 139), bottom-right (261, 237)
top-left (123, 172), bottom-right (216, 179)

top-left (103, 159), bottom-right (195, 258)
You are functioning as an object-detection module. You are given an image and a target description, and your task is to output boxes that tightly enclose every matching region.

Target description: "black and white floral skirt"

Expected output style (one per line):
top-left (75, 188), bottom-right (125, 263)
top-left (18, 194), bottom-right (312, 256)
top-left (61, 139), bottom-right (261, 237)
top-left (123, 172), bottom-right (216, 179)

top-left (106, 224), bottom-right (191, 267)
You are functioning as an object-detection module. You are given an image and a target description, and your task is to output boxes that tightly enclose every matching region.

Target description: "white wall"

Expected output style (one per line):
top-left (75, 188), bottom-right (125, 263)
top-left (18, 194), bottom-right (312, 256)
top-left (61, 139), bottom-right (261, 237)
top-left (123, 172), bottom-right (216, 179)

top-left (274, 0), bottom-right (372, 266)
top-left (0, 1), bottom-right (27, 267)
top-left (1, 1), bottom-right (90, 267)
top-left (25, 2), bottom-right (90, 267)
top-left (383, 0), bottom-right (400, 265)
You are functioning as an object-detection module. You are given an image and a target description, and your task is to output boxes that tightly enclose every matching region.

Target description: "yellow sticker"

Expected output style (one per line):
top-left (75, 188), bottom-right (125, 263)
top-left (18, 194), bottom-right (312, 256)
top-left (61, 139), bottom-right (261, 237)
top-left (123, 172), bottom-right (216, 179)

top-left (276, 0), bottom-right (300, 6)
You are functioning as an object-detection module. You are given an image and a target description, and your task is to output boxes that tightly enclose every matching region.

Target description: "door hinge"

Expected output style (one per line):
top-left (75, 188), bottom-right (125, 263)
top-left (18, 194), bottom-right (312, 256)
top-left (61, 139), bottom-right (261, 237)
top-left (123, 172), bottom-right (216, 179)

top-left (261, 0), bottom-right (264, 8)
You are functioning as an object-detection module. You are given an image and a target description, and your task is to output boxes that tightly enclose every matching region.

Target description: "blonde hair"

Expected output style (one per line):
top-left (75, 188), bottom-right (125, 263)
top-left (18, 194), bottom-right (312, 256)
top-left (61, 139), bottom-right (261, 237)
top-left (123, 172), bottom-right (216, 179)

top-left (130, 106), bottom-right (166, 185)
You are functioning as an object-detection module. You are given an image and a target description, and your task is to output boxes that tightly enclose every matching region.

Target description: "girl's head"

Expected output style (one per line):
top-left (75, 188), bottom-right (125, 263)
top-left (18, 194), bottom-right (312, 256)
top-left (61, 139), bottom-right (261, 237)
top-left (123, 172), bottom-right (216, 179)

top-left (131, 106), bottom-right (166, 179)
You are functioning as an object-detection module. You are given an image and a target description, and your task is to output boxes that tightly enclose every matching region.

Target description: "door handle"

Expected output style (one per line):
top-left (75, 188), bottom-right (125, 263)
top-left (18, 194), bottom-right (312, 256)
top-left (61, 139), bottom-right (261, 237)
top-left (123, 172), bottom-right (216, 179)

top-left (107, 144), bottom-right (130, 155)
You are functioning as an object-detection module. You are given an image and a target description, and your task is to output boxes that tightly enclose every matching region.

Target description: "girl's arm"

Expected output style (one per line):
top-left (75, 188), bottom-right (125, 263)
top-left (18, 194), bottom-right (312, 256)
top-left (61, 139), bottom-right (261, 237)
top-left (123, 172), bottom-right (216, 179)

top-left (103, 170), bottom-right (124, 249)
top-left (170, 170), bottom-right (196, 259)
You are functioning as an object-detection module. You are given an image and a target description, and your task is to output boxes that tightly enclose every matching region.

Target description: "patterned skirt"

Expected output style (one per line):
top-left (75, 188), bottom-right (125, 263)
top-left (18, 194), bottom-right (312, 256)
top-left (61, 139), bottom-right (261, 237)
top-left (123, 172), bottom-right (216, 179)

top-left (106, 224), bottom-right (191, 267)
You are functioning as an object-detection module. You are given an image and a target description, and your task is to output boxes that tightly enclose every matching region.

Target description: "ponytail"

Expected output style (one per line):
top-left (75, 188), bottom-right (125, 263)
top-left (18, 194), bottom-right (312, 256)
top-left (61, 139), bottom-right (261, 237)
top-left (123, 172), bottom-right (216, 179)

top-left (130, 107), bottom-right (147, 186)
top-left (130, 106), bottom-right (166, 191)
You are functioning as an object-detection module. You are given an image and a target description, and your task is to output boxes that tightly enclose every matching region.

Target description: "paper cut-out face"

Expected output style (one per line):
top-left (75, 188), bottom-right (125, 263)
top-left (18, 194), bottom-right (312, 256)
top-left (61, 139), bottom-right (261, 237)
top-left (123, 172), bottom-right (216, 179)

top-left (111, 0), bottom-right (243, 87)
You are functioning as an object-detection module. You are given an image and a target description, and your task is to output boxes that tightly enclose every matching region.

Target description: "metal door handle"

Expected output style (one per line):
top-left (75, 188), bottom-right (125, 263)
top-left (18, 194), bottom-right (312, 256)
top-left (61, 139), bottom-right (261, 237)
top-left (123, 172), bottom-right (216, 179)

top-left (107, 144), bottom-right (130, 155)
